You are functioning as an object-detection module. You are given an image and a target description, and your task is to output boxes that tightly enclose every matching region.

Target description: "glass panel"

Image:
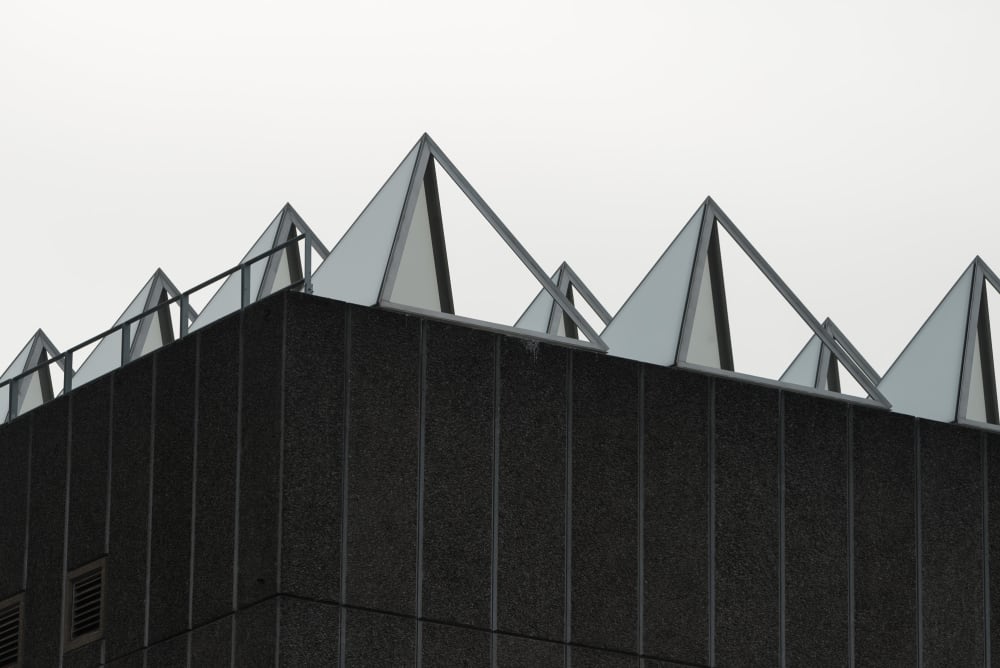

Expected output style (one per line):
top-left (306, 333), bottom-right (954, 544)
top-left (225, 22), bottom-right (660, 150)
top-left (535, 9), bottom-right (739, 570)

top-left (780, 333), bottom-right (823, 387)
top-left (311, 143), bottom-right (421, 305)
top-left (73, 329), bottom-right (124, 389)
top-left (389, 181), bottom-right (443, 311)
top-left (836, 360), bottom-right (870, 399)
top-left (686, 258), bottom-right (722, 368)
top-left (602, 206), bottom-right (704, 366)
top-left (714, 222), bottom-right (815, 380)
top-left (878, 264), bottom-right (974, 422)
top-left (427, 157), bottom-right (543, 328)
top-left (966, 329), bottom-right (988, 422)
top-left (514, 280), bottom-right (555, 332)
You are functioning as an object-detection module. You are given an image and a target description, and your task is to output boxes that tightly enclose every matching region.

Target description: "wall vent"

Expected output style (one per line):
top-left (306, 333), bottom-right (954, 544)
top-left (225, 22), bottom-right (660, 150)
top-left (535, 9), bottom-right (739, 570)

top-left (0, 594), bottom-right (22, 668)
top-left (64, 559), bottom-right (105, 651)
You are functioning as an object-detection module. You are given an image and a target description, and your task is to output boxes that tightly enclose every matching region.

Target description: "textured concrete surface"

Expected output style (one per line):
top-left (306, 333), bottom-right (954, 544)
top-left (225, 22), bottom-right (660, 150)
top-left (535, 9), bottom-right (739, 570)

top-left (783, 392), bottom-right (849, 666)
top-left (497, 337), bottom-right (567, 641)
top-left (149, 336), bottom-right (196, 644)
top-left (642, 366), bottom-right (710, 663)
top-left (570, 351), bottom-right (639, 653)
top-left (0, 417), bottom-right (29, 599)
top-left (853, 408), bottom-right (916, 667)
top-left (714, 378), bottom-right (780, 667)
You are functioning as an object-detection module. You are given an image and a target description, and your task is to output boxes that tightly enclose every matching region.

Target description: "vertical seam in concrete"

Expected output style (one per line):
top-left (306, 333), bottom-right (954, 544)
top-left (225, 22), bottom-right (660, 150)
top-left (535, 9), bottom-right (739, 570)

top-left (564, 351), bottom-right (573, 668)
top-left (983, 433), bottom-right (991, 667)
top-left (637, 365), bottom-right (645, 658)
top-left (145, 359), bottom-right (157, 651)
top-left (232, 311), bottom-right (244, 668)
top-left (188, 336), bottom-right (200, 636)
top-left (338, 308), bottom-right (352, 668)
top-left (23, 418), bottom-right (33, 592)
top-left (276, 299), bottom-right (288, 667)
top-left (415, 319), bottom-right (427, 667)
top-left (708, 378), bottom-right (716, 666)
top-left (847, 408), bottom-right (855, 668)
top-left (59, 397), bottom-right (73, 667)
top-left (915, 420), bottom-right (923, 668)
top-left (104, 380), bottom-right (113, 667)
top-left (778, 392), bottom-right (786, 668)
top-left (490, 336), bottom-right (500, 668)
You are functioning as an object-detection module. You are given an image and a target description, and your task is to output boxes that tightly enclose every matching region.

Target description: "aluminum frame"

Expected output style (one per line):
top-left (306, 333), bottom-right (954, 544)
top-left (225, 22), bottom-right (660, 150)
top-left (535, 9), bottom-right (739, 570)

top-left (514, 261), bottom-right (612, 340)
top-left (782, 318), bottom-right (882, 395)
top-left (1, 329), bottom-right (63, 423)
top-left (375, 135), bottom-right (607, 352)
top-left (672, 198), bottom-right (889, 407)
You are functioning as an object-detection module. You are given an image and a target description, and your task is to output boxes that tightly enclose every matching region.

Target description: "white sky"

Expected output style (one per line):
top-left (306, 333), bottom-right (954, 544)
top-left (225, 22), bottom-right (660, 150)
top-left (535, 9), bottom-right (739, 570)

top-left (2, 1), bottom-right (999, 379)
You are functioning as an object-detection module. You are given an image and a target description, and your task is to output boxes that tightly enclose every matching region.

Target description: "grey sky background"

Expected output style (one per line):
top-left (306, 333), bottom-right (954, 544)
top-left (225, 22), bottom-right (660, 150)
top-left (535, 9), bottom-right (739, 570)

top-left (2, 1), bottom-right (999, 381)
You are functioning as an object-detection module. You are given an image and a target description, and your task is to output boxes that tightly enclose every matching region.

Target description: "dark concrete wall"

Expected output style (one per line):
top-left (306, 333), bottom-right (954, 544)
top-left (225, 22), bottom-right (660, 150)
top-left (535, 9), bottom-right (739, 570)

top-left (1, 291), bottom-right (998, 666)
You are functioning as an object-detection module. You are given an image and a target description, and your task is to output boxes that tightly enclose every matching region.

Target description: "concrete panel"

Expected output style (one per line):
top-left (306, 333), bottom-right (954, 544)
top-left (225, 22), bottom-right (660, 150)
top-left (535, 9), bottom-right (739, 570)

top-left (190, 614), bottom-right (232, 668)
top-left (421, 322), bottom-right (494, 627)
top-left (146, 632), bottom-right (189, 668)
top-left (495, 633), bottom-right (563, 667)
top-left (783, 392), bottom-right (849, 666)
top-left (277, 596), bottom-right (338, 667)
top-left (642, 366), bottom-right (710, 662)
top-left (67, 376), bottom-right (111, 571)
top-left (420, 620), bottom-right (490, 667)
top-left (238, 298), bottom-right (285, 608)
top-left (62, 639), bottom-right (102, 668)
top-left (0, 418), bottom-right (30, 599)
top-left (344, 607), bottom-right (415, 666)
top-left (497, 338), bottom-right (567, 641)
top-left (853, 408), bottom-right (916, 667)
top-left (149, 336), bottom-right (197, 644)
top-left (281, 294), bottom-right (345, 601)
top-left (24, 398), bottom-right (69, 668)
top-left (989, 433), bottom-right (1000, 666)
top-left (191, 314), bottom-right (239, 626)
top-left (920, 421), bottom-right (983, 664)
top-left (345, 306), bottom-right (420, 615)
top-left (106, 357), bottom-right (154, 662)
top-left (105, 650), bottom-right (145, 668)
top-left (571, 352), bottom-right (638, 653)
top-left (714, 378), bottom-right (780, 667)
top-left (235, 597), bottom-right (277, 668)
top-left (571, 645), bottom-right (639, 667)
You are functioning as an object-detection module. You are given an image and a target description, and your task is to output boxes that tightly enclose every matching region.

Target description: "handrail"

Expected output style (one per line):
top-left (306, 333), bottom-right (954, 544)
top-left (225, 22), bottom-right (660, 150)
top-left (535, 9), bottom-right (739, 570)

top-left (3, 233), bottom-right (315, 422)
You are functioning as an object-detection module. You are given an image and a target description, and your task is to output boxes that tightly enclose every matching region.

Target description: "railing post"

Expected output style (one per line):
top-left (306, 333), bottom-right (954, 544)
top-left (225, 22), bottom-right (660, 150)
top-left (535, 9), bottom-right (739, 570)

top-left (180, 294), bottom-right (189, 338)
top-left (121, 322), bottom-right (131, 366)
top-left (241, 263), bottom-right (251, 308)
top-left (64, 351), bottom-right (73, 395)
top-left (304, 236), bottom-right (313, 294)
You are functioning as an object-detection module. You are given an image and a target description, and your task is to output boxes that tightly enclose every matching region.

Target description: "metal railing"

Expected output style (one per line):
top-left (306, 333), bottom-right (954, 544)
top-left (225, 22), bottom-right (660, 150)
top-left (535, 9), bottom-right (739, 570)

top-left (2, 233), bottom-right (316, 423)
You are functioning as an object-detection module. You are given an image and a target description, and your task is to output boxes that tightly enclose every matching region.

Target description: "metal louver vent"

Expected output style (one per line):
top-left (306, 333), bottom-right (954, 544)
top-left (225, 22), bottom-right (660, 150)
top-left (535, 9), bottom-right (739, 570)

top-left (65, 560), bottom-right (104, 650)
top-left (0, 596), bottom-right (21, 668)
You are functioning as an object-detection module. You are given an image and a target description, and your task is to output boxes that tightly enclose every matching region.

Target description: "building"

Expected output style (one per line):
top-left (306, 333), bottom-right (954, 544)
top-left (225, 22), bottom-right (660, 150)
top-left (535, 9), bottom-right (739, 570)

top-left (1, 136), bottom-right (998, 667)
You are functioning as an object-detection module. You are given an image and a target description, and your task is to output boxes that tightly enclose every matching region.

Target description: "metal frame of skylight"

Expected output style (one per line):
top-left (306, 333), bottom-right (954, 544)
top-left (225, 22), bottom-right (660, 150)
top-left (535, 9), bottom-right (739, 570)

top-left (674, 197), bottom-right (891, 408)
top-left (542, 261), bottom-right (613, 339)
top-left (1, 232), bottom-right (318, 423)
top-left (376, 135), bottom-right (608, 352)
top-left (955, 258), bottom-right (1000, 427)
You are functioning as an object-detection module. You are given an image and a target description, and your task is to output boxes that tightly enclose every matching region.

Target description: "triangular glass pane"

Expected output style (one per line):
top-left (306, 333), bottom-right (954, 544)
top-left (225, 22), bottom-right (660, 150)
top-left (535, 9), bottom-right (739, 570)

top-left (967, 327), bottom-right (988, 422)
top-left (878, 264), bottom-right (974, 422)
top-left (709, 221), bottom-right (815, 380)
top-left (686, 256), bottom-right (723, 368)
top-left (311, 143), bottom-right (421, 306)
top-left (410, 157), bottom-right (547, 330)
top-left (565, 285), bottom-right (607, 340)
top-left (602, 206), bottom-right (704, 366)
top-left (389, 178), bottom-right (443, 311)
top-left (514, 266), bottom-right (562, 333)
top-left (780, 333), bottom-right (823, 387)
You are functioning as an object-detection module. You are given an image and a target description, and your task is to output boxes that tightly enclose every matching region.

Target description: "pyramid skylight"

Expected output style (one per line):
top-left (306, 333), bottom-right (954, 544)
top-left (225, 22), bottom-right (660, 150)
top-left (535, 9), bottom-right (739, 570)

top-left (1, 329), bottom-right (62, 423)
top-left (515, 261), bottom-right (611, 340)
top-left (601, 197), bottom-right (889, 405)
top-left (879, 257), bottom-right (1000, 425)
top-left (310, 134), bottom-right (606, 350)
top-left (72, 269), bottom-right (196, 388)
top-left (189, 203), bottom-right (329, 332)
top-left (781, 318), bottom-right (882, 399)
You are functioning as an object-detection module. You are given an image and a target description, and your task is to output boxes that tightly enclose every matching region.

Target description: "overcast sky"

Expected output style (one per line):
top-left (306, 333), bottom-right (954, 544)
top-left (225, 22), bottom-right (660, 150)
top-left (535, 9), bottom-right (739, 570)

top-left (2, 1), bottom-right (999, 382)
